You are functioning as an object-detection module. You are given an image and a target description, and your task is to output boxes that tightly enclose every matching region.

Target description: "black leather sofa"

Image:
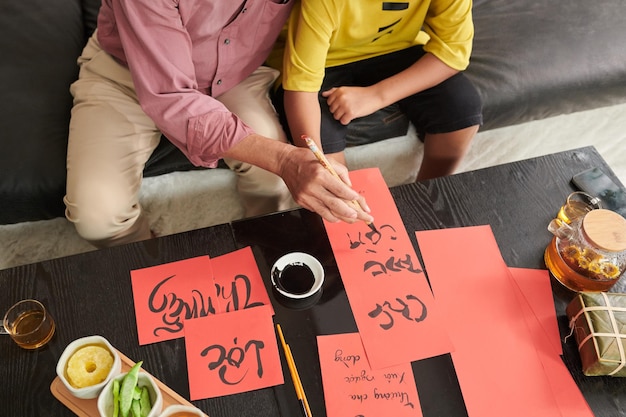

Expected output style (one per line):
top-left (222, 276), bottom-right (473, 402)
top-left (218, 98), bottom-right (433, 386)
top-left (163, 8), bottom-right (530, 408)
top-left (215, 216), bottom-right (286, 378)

top-left (1, 0), bottom-right (625, 225)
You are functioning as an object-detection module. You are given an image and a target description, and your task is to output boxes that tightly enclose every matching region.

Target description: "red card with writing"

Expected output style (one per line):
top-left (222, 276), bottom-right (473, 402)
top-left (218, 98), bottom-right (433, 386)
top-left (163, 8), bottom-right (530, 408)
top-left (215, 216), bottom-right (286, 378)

top-left (416, 226), bottom-right (564, 416)
top-left (184, 304), bottom-right (283, 400)
top-left (212, 246), bottom-right (273, 315)
top-left (324, 168), bottom-right (452, 369)
top-left (130, 256), bottom-right (215, 345)
top-left (130, 248), bottom-right (273, 345)
top-left (318, 333), bottom-right (422, 417)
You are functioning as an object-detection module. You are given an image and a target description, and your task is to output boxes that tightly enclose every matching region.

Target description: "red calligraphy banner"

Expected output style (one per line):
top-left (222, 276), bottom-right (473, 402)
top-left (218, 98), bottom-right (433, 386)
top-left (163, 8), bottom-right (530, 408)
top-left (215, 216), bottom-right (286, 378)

top-left (416, 226), bottom-right (593, 416)
top-left (323, 168), bottom-right (452, 369)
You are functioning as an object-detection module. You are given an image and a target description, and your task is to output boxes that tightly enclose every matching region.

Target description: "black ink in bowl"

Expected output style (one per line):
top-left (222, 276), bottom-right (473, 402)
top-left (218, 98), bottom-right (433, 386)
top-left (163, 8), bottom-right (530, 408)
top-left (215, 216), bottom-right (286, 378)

top-left (274, 262), bottom-right (315, 294)
top-left (270, 252), bottom-right (325, 310)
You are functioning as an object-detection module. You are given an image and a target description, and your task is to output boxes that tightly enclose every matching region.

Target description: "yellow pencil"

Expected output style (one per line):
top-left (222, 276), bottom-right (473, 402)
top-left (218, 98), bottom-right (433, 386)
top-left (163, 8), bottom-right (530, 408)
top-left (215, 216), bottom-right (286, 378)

top-left (302, 135), bottom-right (377, 233)
top-left (276, 324), bottom-right (313, 417)
top-left (287, 344), bottom-right (312, 417)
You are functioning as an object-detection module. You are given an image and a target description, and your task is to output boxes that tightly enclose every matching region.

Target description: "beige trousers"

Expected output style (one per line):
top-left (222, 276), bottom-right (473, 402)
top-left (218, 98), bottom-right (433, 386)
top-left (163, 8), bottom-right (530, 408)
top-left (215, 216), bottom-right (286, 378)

top-left (64, 34), bottom-right (293, 247)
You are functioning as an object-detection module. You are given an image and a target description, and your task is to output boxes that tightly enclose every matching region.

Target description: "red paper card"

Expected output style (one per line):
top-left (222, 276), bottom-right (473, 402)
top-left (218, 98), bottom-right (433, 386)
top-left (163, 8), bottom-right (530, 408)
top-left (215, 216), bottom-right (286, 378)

top-left (416, 226), bottom-right (561, 416)
top-left (324, 168), bottom-right (452, 369)
top-left (318, 333), bottom-right (422, 417)
top-left (130, 248), bottom-right (272, 345)
top-left (184, 304), bottom-right (283, 400)
top-left (130, 256), bottom-right (216, 345)
top-left (509, 268), bottom-right (593, 416)
top-left (509, 267), bottom-right (562, 355)
top-left (211, 246), bottom-right (273, 315)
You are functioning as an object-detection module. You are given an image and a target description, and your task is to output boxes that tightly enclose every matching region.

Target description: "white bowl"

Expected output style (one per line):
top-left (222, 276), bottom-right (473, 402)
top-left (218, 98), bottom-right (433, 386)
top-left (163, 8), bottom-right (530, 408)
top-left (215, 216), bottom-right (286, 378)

top-left (270, 252), bottom-right (325, 309)
top-left (271, 252), bottom-right (324, 299)
top-left (97, 371), bottom-right (163, 417)
top-left (56, 335), bottom-right (122, 399)
top-left (158, 404), bottom-right (206, 417)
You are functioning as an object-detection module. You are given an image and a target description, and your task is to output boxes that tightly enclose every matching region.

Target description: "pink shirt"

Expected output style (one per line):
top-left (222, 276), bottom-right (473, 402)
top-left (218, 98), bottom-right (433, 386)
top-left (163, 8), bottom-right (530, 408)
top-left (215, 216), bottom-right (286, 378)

top-left (97, 0), bottom-right (293, 168)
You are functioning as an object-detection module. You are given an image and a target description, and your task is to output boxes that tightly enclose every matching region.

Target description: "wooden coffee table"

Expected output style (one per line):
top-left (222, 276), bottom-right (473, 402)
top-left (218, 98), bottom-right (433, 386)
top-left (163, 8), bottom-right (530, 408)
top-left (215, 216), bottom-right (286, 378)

top-left (1, 146), bottom-right (624, 417)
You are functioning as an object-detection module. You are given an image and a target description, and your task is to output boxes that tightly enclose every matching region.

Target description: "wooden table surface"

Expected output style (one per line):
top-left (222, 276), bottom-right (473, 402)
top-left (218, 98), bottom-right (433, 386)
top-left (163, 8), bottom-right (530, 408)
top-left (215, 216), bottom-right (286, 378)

top-left (1, 146), bottom-right (625, 417)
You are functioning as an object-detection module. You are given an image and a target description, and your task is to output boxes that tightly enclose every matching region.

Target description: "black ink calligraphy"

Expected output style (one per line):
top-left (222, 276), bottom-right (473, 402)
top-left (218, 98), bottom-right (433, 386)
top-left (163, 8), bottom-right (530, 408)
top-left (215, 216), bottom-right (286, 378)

top-left (367, 295), bottom-right (428, 330)
top-left (345, 370), bottom-right (375, 383)
top-left (148, 275), bottom-right (217, 336)
top-left (201, 337), bottom-right (265, 385)
top-left (347, 224), bottom-right (422, 277)
top-left (373, 387), bottom-right (414, 408)
top-left (217, 274), bottom-right (265, 312)
top-left (148, 273), bottom-right (266, 336)
top-left (335, 349), bottom-right (361, 368)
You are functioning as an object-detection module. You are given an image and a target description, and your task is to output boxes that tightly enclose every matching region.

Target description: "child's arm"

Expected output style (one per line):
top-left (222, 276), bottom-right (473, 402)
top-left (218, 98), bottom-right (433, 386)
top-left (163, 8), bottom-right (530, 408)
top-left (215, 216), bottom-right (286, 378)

top-left (322, 52), bottom-right (458, 125)
top-left (283, 90), bottom-right (322, 150)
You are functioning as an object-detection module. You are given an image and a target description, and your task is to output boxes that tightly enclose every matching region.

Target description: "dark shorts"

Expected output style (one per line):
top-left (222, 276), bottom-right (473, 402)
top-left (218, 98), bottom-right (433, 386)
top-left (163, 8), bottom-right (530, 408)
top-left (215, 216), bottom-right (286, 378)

top-left (274, 45), bottom-right (483, 154)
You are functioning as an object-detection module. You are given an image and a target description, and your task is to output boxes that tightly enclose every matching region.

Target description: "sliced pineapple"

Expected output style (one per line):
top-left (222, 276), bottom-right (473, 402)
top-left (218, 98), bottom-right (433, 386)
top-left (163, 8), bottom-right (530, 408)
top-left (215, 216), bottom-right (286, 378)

top-left (66, 345), bottom-right (114, 388)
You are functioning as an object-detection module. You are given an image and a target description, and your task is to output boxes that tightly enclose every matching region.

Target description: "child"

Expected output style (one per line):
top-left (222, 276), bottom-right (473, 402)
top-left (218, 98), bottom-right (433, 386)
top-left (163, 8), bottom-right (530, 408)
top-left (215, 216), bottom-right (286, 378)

top-left (274, 0), bottom-right (483, 180)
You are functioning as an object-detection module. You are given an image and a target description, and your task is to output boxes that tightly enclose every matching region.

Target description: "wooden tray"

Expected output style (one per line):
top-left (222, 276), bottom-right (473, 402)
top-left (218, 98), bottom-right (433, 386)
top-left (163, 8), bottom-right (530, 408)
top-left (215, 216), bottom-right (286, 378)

top-left (51, 350), bottom-right (207, 417)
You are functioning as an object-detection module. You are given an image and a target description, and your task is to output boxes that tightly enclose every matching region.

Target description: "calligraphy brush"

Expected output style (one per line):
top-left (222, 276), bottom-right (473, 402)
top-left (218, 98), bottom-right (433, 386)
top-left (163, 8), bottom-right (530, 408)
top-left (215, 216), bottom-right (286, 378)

top-left (302, 135), bottom-right (378, 233)
top-left (276, 324), bottom-right (313, 417)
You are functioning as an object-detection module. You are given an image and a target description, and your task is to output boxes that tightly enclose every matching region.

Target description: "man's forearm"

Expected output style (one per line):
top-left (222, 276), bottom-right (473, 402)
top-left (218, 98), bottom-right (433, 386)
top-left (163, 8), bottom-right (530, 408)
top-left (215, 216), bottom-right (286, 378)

top-left (222, 133), bottom-right (294, 176)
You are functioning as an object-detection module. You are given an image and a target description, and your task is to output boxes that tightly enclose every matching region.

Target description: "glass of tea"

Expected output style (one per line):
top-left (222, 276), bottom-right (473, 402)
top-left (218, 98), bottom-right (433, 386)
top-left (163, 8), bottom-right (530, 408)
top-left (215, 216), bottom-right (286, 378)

top-left (2, 299), bottom-right (56, 349)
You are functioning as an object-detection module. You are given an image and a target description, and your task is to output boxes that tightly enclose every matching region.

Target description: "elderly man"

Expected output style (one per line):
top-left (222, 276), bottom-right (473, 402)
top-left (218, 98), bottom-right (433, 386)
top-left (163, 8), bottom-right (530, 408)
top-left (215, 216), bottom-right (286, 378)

top-left (64, 0), bottom-right (372, 248)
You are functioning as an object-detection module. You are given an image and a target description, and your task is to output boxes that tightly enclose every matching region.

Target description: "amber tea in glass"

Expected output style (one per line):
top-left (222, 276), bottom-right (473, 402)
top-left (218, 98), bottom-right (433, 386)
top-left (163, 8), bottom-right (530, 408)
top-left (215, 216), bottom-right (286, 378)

top-left (2, 299), bottom-right (56, 349)
top-left (544, 237), bottom-right (621, 292)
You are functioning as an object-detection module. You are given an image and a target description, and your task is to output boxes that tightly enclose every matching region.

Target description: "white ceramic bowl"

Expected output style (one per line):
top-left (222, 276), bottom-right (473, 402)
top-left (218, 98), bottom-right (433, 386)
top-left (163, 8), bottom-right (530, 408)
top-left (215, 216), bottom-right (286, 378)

top-left (158, 404), bottom-right (206, 417)
top-left (56, 335), bottom-right (122, 399)
top-left (97, 371), bottom-right (163, 417)
top-left (270, 252), bottom-right (325, 309)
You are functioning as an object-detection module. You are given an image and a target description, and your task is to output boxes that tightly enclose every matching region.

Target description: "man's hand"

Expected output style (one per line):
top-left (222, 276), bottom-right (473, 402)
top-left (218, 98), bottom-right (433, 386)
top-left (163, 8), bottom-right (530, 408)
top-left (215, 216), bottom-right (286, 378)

top-left (322, 86), bottom-right (383, 125)
top-left (223, 134), bottom-right (373, 224)
top-left (278, 146), bottom-right (374, 224)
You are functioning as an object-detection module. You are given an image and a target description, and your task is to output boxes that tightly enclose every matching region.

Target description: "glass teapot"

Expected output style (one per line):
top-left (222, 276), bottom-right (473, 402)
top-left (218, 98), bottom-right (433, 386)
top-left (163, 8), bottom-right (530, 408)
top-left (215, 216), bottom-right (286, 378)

top-left (545, 209), bottom-right (626, 292)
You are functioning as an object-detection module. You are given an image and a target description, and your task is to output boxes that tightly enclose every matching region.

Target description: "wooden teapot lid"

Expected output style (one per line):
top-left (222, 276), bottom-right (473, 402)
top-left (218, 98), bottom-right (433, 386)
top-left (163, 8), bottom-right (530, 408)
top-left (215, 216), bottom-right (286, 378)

top-left (582, 209), bottom-right (626, 252)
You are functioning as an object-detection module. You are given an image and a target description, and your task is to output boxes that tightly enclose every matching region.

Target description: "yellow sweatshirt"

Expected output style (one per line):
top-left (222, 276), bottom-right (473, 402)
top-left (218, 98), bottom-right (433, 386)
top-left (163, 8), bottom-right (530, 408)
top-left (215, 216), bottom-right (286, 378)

top-left (280, 0), bottom-right (474, 92)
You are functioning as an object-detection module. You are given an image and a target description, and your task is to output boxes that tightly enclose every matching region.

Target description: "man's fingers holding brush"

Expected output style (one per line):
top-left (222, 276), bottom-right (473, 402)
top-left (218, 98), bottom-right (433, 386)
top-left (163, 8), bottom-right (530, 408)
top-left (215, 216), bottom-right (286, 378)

top-left (300, 169), bottom-right (373, 224)
top-left (279, 147), bottom-right (373, 224)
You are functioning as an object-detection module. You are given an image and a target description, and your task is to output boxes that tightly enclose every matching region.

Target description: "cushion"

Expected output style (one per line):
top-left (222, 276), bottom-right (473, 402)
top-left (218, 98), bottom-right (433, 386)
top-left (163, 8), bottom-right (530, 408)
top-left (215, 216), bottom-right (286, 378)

top-left (0, 0), bottom-right (88, 224)
top-left (0, 0), bottom-right (197, 223)
top-left (468, 0), bottom-right (626, 130)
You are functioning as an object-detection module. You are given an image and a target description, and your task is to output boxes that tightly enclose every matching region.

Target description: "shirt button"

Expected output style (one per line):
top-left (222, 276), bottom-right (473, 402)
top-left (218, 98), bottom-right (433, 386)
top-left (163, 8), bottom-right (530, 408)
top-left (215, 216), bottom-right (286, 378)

top-left (224, 39), bottom-right (230, 45)
top-left (217, 79), bottom-right (222, 85)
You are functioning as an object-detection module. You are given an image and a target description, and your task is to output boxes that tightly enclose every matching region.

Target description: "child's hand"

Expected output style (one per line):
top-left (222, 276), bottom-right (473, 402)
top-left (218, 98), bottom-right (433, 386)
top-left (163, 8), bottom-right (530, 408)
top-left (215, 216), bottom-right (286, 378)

top-left (322, 86), bottom-right (382, 125)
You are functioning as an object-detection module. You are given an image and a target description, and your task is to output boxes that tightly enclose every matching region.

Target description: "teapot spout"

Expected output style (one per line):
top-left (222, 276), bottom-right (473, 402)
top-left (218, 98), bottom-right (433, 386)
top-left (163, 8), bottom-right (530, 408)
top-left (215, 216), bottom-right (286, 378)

top-left (548, 218), bottom-right (574, 239)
